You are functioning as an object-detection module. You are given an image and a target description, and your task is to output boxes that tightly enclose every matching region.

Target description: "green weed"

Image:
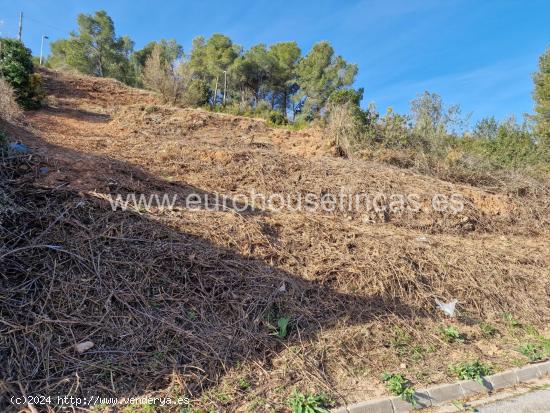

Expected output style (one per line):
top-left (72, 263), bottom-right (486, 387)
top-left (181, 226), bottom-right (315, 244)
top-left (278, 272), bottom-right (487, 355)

top-left (381, 373), bottom-right (416, 406)
top-left (519, 343), bottom-right (544, 362)
top-left (502, 312), bottom-right (520, 328)
top-left (238, 378), bottom-right (251, 391)
top-left (439, 326), bottom-right (465, 343)
top-left (287, 390), bottom-right (331, 413)
top-left (449, 361), bottom-right (492, 384)
top-left (479, 322), bottom-right (497, 337)
top-left (186, 310), bottom-right (197, 321)
top-left (390, 327), bottom-right (412, 355)
top-left (275, 317), bottom-right (290, 338)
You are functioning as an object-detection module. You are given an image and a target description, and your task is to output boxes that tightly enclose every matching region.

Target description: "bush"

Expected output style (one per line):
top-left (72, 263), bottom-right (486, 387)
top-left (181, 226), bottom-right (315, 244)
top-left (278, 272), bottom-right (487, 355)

top-left (182, 78), bottom-right (210, 107)
top-left (381, 373), bottom-right (416, 406)
top-left (0, 77), bottom-right (22, 122)
top-left (449, 360), bottom-right (492, 384)
top-left (142, 45), bottom-right (182, 104)
top-left (325, 102), bottom-right (365, 157)
top-left (462, 117), bottom-right (539, 168)
top-left (287, 390), bottom-right (331, 413)
top-left (0, 38), bottom-right (43, 109)
top-left (268, 110), bottom-right (287, 125)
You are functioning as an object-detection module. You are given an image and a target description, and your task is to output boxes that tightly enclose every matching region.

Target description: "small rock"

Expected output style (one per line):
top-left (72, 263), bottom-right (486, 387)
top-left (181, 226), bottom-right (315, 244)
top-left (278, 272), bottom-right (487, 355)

top-left (400, 363), bottom-right (407, 369)
top-left (74, 341), bottom-right (94, 353)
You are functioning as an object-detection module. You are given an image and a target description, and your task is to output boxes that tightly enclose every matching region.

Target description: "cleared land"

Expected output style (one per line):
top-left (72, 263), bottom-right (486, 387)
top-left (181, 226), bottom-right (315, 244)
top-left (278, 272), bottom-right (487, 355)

top-left (1, 69), bottom-right (549, 412)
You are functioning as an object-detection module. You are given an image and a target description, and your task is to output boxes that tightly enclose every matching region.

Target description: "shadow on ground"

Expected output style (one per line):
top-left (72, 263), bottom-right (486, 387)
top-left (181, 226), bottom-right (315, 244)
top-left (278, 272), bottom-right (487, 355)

top-left (0, 117), bottom-right (419, 412)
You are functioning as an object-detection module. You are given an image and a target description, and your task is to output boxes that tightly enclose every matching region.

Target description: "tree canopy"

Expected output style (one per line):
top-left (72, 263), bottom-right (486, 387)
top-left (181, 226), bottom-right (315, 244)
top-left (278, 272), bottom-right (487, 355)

top-left (0, 38), bottom-right (43, 108)
top-left (49, 10), bottom-right (134, 83)
top-left (46, 11), bottom-right (360, 119)
top-left (533, 45), bottom-right (550, 151)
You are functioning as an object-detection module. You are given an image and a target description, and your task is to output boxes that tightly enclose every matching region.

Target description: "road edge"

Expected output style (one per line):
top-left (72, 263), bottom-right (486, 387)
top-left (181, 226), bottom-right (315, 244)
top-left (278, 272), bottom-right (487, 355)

top-left (332, 360), bottom-right (550, 413)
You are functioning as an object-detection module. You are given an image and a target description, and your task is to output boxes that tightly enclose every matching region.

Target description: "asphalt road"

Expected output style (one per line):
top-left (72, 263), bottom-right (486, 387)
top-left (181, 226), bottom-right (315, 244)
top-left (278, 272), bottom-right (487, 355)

top-left (476, 388), bottom-right (550, 413)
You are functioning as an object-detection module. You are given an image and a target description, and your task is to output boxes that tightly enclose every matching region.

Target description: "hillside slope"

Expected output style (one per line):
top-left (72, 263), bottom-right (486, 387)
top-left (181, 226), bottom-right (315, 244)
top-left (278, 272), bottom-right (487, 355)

top-left (1, 68), bottom-right (549, 412)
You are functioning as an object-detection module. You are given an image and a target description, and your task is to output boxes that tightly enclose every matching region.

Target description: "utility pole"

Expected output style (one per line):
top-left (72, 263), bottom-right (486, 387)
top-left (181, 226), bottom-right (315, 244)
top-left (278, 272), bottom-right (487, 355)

top-left (222, 70), bottom-right (227, 105)
top-left (18, 12), bottom-right (23, 41)
top-left (40, 35), bottom-right (49, 65)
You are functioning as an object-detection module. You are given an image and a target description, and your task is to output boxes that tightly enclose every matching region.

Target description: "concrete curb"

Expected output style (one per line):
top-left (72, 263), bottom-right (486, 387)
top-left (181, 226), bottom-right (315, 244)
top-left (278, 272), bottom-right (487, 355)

top-left (332, 360), bottom-right (550, 413)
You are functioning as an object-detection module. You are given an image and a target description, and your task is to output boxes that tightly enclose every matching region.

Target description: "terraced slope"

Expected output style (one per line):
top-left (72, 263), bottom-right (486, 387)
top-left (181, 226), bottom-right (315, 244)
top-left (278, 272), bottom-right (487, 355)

top-left (1, 68), bottom-right (548, 412)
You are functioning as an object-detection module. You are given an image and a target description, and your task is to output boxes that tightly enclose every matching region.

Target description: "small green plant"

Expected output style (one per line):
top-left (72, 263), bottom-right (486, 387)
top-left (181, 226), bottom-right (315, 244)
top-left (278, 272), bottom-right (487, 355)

top-left (479, 322), bottom-right (497, 337)
top-left (238, 377), bottom-right (251, 391)
top-left (144, 104), bottom-right (159, 114)
top-left (186, 309), bottom-right (197, 321)
top-left (411, 345), bottom-right (426, 362)
top-left (502, 312), bottom-right (520, 328)
top-left (449, 361), bottom-right (492, 384)
top-left (287, 390), bottom-right (330, 413)
top-left (268, 110), bottom-right (287, 126)
top-left (275, 317), bottom-right (290, 339)
top-left (214, 390), bottom-right (231, 403)
top-left (523, 324), bottom-right (540, 337)
top-left (439, 325), bottom-right (465, 343)
top-left (519, 343), bottom-right (544, 362)
top-left (390, 326), bottom-right (412, 355)
top-left (381, 373), bottom-right (416, 406)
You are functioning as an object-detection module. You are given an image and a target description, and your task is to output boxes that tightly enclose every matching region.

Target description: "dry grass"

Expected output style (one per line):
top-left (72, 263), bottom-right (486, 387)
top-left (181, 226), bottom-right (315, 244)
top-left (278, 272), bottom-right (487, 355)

top-left (0, 78), bottom-right (22, 123)
top-left (0, 68), bottom-right (549, 412)
top-left (325, 103), bottom-right (358, 158)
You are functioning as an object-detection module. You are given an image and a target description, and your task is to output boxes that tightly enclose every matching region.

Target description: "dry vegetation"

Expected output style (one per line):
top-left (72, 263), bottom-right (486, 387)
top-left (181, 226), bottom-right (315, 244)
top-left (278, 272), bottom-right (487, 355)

top-left (0, 78), bottom-right (22, 123)
top-left (1, 68), bottom-right (549, 412)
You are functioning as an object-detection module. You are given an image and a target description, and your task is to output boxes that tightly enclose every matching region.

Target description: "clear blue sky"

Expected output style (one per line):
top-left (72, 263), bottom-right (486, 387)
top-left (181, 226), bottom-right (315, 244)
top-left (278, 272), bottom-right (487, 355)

top-left (1, 0), bottom-right (549, 125)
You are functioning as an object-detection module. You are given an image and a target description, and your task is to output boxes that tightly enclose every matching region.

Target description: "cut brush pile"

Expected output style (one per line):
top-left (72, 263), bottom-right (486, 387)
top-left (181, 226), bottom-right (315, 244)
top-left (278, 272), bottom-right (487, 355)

top-left (0, 68), bottom-right (549, 412)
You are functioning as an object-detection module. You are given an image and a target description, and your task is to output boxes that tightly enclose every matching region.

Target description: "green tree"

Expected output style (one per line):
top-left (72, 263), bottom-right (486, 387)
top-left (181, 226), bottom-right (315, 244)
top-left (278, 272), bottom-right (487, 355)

top-left (189, 34), bottom-right (240, 105)
top-left (488, 118), bottom-right (538, 167)
top-left (473, 116), bottom-right (499, 140)
top-left (410, 91), bottom-right (467, 143)
top-left (0, 38), bottom-right (43, 108)
top-left (295, 41), bottom-right (357, 118)
top-left (131, 39), bottom-right (182, 86)
top-left (232, 44), bottom-right (275, 106)
top-left (268, 42), bottom-right (301, 114)
top-left (533, 45), bottom-right (550, 153)
top-left (327, 88), bottom-right (364, 107)
top-left (48, 10), bottom-right (134, 83)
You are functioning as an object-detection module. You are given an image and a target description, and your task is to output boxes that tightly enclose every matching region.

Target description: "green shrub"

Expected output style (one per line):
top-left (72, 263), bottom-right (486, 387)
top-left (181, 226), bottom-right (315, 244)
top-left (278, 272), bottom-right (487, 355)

top-left (381, 373), bottom-right (416, 406)
top-left (268, 110), bottom-right (287, 125)
top-left (449, 361), bottom-right (492, 384)
top-left (439, 325), bottom-right (465, 343)
top-left (287, 390), bottom-right (331, 413)
top-left (183, 78), bottom-right (210, 107)
top-left (463, 117), bottom-right (540, 168)
top-left (0, 38), bottom-right (43, 109)
top-left (519, 343), bottom-right (544, 362)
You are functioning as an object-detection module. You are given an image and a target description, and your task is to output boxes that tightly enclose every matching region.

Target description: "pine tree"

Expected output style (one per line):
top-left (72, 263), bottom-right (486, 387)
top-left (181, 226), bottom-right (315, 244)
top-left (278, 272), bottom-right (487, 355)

top-left (533, 45), bottom-right (550, 153)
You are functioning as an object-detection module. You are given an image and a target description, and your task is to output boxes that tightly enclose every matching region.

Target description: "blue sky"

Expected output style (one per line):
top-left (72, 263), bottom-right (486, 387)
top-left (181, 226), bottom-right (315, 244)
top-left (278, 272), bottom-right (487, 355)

top-left (1, 0), bottom-right (548, 125)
